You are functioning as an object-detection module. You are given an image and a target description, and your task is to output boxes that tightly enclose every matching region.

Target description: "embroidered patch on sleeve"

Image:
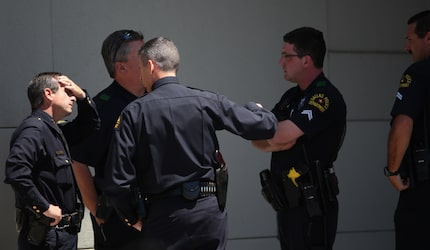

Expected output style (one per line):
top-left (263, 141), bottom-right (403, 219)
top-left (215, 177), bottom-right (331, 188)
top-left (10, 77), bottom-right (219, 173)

top-left (308, 93), bottom-right (329, 112)
top-left (114, 116), bottom-right (121, 129)
top-left (400, 74), bottom-right (412, 88)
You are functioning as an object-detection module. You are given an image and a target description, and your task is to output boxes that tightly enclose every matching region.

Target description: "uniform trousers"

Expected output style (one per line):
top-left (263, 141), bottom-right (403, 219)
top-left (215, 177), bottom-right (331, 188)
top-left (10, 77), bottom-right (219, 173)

top-left (130, 195), bottom-right (227, 250)
top-left (277, 199), bottom-right (338, 250)
top-left (18, 227), bottom-right (77, 250)
top-left (395, 180), bottom-right (430, 250)
top-left (90, 210), bottom-right (141, 250)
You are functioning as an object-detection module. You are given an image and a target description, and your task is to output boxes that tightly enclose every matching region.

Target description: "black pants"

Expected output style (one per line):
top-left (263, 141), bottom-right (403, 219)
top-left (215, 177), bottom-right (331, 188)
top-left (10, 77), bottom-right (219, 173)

top-left (18, 227), bottom-right (77, 250)
top-left (90, 210), bottom-right (141, 250)
top-left (277, 199), bottom-right (338, 250)
top-left (130, 196), bottom-right (227, 250)
top-left (395, 180), bottom-right (430, 250)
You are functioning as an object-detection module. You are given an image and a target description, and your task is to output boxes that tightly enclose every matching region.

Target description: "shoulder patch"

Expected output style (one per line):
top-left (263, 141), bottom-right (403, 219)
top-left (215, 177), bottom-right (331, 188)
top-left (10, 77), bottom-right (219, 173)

top-left (400, 74), bottom-right (412, 88)
top-left (114, 116), bottom-right (121, 129)
top-left (308, 93), bottom-right (329, 112)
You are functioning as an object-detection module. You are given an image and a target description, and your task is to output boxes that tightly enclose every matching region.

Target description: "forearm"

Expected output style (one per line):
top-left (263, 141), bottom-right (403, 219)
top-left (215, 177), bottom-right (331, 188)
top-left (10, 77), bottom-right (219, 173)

top-left (386, 114), bottom-right (413, 191)
top-left (72, 161), bottom-right (98, 216)
top-left (387, 115), bottom-right (413, 171)
top-left (252, 139), bottom-right (295, 152)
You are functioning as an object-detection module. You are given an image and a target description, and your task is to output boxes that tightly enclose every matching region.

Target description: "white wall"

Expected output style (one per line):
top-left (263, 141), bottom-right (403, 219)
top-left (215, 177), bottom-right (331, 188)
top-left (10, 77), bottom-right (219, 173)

top-left (1, 1), bottom-right (429, 249)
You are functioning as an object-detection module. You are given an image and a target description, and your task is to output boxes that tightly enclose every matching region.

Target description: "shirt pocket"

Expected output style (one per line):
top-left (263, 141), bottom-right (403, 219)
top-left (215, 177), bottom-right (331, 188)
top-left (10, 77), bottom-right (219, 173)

top-left (54, 154), bottom-right (73, 189)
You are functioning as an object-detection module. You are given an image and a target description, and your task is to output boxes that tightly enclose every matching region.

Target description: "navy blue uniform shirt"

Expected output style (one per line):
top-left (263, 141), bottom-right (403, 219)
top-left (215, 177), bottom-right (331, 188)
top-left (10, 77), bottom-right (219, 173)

top-left (5, 95), bottom-right (99, 215)
top-left (72, 81), bottom-right (136, 183)
top-left (270, 73), bottom-right (346, 184)
top-left (103, 76), bottom-right (277, 224)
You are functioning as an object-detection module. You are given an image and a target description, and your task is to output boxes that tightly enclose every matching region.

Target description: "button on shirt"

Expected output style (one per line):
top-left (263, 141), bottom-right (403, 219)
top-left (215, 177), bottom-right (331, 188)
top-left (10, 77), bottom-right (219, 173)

top-left (5, 95), bottom-right (99, 214)
top-left (103, 76), bottom-right (277, 224)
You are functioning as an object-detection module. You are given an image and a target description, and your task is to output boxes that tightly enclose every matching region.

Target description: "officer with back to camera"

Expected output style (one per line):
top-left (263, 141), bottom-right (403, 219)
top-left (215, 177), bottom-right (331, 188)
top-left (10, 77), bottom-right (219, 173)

top-left (102, 37), bottom-right (278, 250)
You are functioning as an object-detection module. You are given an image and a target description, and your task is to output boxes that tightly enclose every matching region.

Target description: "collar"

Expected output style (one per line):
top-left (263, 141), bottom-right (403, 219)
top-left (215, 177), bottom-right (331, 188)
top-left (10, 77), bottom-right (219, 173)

top-left (301, 72), bottom-right (327, 96)
top-left (152, 76), bottom-right (179, 91)
top-left (112, 80), bottom-right (139, 99)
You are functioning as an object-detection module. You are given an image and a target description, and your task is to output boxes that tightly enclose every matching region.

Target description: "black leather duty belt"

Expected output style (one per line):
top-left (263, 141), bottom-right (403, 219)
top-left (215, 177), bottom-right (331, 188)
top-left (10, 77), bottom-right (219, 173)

top-left (148, 181), bottom-right (217, 201)
top-left (55, 212), bottom-right (79, 230)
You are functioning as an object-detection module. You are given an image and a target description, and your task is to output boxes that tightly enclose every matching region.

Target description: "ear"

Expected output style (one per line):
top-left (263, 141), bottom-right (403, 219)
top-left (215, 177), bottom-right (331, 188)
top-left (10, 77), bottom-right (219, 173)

top-left (302, 55), bottom-right (312, 68)
top-left (425, 31), bottom-right (430, 44)
top-left (147, 59), bottom-right (157, 73)
top-left (115, 61), bottom-right (127, 73)
top-left (43, 88), bottom-right (54, 102)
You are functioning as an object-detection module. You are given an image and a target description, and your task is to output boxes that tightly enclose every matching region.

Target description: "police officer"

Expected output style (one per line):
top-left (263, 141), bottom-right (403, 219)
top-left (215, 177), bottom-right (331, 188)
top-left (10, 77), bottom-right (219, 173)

top-left (102, 37), bottom-right (278, 250)
top-left (386, 10), bottom-right (430, 250)
top-left (71, 30), bottom-right (144, 249)
top-left (4, 72), bottom-right (99, 249)
top-left (253, 27), bottom-right (346, 250)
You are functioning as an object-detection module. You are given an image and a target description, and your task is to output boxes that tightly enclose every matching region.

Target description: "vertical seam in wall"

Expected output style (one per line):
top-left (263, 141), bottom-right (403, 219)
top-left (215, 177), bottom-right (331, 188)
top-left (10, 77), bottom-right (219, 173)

top-left (49, 0), bottom-right (55, 70)
top-left (325, 0), bottom-right (330, 78)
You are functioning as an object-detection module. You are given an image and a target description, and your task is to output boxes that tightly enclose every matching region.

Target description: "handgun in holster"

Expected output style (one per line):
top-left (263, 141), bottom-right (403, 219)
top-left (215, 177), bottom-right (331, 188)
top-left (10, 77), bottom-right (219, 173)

top-left (215, 150), bottom-right (228, 212)
top-left (24, 207), bottom-right (52, 246)
top-left (260, 169), bottom-right (286, 211)
top-left (283, 163), bottom-right (322, 218)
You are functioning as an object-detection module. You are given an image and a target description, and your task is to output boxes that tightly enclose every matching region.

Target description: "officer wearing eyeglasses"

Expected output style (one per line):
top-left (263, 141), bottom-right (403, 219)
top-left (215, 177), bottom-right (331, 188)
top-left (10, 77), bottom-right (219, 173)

top-left (4, 72), bottom-right (100, 249)
top-left (71, 30), bottom-right (145, 250)
top-left (386, 10), bottom-right (430, 250)
top-left (253, 27), bottom-right (346, 250)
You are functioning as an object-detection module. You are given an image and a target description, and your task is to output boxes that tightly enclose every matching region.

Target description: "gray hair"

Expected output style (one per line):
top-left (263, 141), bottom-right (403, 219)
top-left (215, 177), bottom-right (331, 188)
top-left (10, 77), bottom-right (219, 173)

top-left (27, 72), bottom-right (62, 110)
top-left (139, 37), bottom-right (180, 73)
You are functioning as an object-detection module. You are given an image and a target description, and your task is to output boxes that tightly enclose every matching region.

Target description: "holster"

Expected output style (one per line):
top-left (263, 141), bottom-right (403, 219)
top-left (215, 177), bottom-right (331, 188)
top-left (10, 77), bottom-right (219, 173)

top-left (15, 208), bottom-right (27, 232)
top-left (26, 212), bottom-right (51, 246)
top-left (281, 163), bottom-right (323, 218)
top-left (215, 150), bottom-right (228, 212)
top-left (412, 146), bottom-right (430, 182)
top-left (259, 169), bottom-right (286, 211)
top-left (133, 188), bottom-right (147, 219)
top-left (73, 201), bottom-right (85, 232)
top-left (96, 193), bottom-right (113, 220)
top-left (323, 168), bottom-right (339, 202)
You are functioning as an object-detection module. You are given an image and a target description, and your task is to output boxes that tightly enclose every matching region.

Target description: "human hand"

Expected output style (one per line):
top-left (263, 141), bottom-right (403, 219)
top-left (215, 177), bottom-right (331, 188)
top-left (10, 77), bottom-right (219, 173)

top-left (56, 75), bottom-right (86, 99)
top-left (132, 220), bottom-right (143, 231)
top-left (43, 204), bottom-right (62, 226)
top-left (95, 217), bottom-right (105, 226)
top-left (387, 175), bottom-right (409, 191)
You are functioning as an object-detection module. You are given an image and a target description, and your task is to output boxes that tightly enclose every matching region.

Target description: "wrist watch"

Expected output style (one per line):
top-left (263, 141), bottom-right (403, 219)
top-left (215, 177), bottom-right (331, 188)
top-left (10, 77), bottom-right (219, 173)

top-left (384, 166), bottom-right (399, 177)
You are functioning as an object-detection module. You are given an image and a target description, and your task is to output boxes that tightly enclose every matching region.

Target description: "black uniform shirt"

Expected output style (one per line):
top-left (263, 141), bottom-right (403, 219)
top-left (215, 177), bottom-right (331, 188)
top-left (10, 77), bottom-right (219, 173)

top-left (391, 57), bottom-right (430, 127)
top-left (270, 73), bottom-right (346, 183)
top-left (103, 76), bottom-right (277, 223)
top-left (72, 81), bottom-right (137, 184)
top-left (5, 95), bottom-right (99, 215)
top-left (390, 57), bottom-right (430, 169)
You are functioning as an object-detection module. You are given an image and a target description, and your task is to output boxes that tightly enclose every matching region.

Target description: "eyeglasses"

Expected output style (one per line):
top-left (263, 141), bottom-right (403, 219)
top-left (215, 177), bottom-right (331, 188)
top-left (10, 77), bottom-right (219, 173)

top-left (113, 32), bottom-right (134, 62)
top-left (281, 52), bottom-right (302, 59)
